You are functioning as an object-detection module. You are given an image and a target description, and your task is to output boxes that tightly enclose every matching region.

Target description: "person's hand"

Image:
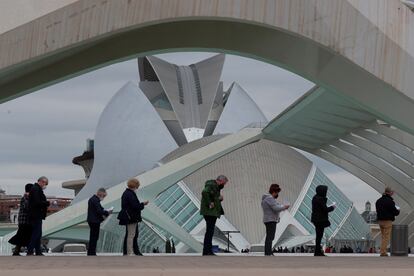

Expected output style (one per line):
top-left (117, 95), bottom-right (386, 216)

top-left (108, 210), bottom-right (113, 214)
top-left (284, 204), bottom-right (290, 210)
top-left (143, 200), bottom-right (149, 205)
top-left (209, 202), bottom-right (215, 209)
top-left (219, 195), bottom-right (223, 201)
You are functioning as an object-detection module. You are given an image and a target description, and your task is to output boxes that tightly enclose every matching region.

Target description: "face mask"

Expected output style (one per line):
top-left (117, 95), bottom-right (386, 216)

top-left (42, 186), bottom-right (47, 190)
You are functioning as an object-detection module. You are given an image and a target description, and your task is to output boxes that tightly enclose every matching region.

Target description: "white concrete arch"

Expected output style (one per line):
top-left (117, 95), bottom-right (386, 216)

top-left (1, 0), bottom-right (414, 135)
top-left (332, 140), bottom-right (414, 195)
top-left (321, 145), bottom-right (414, 206)
top-left (314, 148), bottom-right (411, 217)
top-left (314, 149), bottom-right (386, 196)
top-left (342, 134), bottom-right (414, 179)
top-left (263, 86), bottom-right (414, 245)
top-left (371, 124), bottom-right (414, 151)
top-left (2, 0), bottom-right (414, 248)
top-left (354, 129), bottom-right (414, 165)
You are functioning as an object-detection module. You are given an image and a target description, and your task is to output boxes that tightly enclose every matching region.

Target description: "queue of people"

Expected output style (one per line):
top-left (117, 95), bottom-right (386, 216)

top-left (8, 174), bottom-right (401, 257)
top-left (8, 177), bottom-right (50, 256)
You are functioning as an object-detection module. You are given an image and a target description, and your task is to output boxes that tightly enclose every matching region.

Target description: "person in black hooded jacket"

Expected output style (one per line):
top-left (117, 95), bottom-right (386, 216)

top-left (311, 185), bottom-right (335, 256)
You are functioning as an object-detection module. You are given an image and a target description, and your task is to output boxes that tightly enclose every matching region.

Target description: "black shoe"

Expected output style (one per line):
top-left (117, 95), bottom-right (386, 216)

top-left (314, 253), bottom-right (326, 256)
top-left (35, 253), bottom-right (45, 256)
top-left (12, 252), bottom-right (21, 256)
top-left (202, 252), bottom-right (216, 256)
top-left (135, 252), bottom-right (143, 256)
top-left (26, 252), bottom-right (34, 256)
top-left (265, 253), bottom-right (275, 256)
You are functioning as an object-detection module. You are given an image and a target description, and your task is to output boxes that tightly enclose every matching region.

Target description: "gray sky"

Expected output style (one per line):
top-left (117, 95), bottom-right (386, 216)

top-left (0, 52), bottom-right (379, 211)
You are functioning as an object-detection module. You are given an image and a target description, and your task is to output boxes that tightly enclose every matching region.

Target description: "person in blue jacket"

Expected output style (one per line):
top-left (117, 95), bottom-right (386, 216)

top-left (87, 187), bottom-right (111, 256)
top-left (117, 178), bottom-right (149, 256)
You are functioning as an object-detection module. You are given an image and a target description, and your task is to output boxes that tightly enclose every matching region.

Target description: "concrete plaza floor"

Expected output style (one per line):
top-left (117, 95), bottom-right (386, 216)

top-left (0, 254), bottom-right (413, 276)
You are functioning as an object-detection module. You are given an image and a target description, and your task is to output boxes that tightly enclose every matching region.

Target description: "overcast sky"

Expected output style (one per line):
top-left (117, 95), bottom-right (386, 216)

top-left (0, 52), bottom-right (380, 211)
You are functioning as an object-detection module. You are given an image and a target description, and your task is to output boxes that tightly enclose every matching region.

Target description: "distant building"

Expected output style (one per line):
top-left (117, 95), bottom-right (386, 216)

top-left (0, 188), bottom-right (71, 223)
top-left (360, 201), bottom-right (377, 224)
top-left (360, 201), bottom-right (380, 245)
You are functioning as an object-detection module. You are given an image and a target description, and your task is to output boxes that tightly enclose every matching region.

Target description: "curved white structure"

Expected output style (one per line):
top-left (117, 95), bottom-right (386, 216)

top-left (213, 82), bottom-right (268, 135)
top-left (1, 0), bottom-right (414, 135)
top-left (73, 54), bottom-right (268, 202)
top-left (73, 81), bottom-right (178, 203)
top-left (2, 0), bottom-right (414, 251)
top-left (263, 86), bottom-right (414, 245)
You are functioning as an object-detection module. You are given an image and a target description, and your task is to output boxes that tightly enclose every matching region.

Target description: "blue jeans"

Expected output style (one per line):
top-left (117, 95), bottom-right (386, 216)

top-left (27, 219), bottom-right (42, 254)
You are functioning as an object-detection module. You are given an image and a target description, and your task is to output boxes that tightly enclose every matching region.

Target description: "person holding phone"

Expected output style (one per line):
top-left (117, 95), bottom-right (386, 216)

top-left (87, 187), bottom-right (112, 256)
top-left (311, 185), bottom-right (335, 256)
top-left (261, 183), bottom-right (289, 256)
top-left (376, 187), bottom-right (400, 257)
top-left (117, 178), bottom-right (149, 256)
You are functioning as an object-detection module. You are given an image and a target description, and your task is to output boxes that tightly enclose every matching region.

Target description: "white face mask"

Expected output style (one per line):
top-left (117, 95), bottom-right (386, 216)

top-left (42, 186), bottom-right (47, 190)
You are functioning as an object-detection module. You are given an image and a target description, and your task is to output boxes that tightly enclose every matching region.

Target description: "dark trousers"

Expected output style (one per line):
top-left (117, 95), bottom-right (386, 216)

top-left (314, 224), bottom-right (325, 255)
top-left (264, 222), bottom-right (277, 255)
top-left (27, 219), bottom-right (42, 254)
top-left (203, 215), bottom-right (217, 255)
top-left (123, 224), bottom-right (140, 255)
top-left (88, 222), bottom-right (100, 256)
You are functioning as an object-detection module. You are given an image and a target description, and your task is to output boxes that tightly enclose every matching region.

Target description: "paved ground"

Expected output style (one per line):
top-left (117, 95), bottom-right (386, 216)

top-left (0, 255), bottom-right (413, 276)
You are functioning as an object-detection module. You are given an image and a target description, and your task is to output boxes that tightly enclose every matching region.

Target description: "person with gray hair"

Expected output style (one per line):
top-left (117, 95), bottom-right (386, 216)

top-left (200, 175), bottom-right (229, 255)
top-left (27, 176), bottom-right (50, 256)
top-left (87, 187), bottom-right (112, 256)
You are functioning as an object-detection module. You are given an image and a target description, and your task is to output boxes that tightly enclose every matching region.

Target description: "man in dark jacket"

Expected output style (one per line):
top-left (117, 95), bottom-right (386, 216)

top-left (311, 185), bottom-right (335, 256)
top-left (27, 176), bottom-right (50, 256)
top-left (87, 188), bottom-right (111, 256)
top-left (200, 175), bottom-right (228, 256)
top-left (376, 187), bottom-right (400, 257)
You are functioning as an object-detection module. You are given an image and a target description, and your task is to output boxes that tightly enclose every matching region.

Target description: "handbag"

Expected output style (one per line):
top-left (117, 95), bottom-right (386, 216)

top-left (117, 209), bottom-right (131, 225)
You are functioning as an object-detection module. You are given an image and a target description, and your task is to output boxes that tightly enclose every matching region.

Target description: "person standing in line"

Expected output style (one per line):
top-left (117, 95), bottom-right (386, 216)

top-left (27, 176), bottom-right (50, 256)
top-left (311, 185), bottom-right (335, 257)
top-left (8, 183), bottom-right (34, 256)
top-left (117, 178), bottom-right (148, 256)
top-left (261, 183), bottom-right (289, 256)
top-left (376, 187), bottom-right (400, 257)
top-left (200, 175), bottom-right (228, 256)
top-left (87, 188), bottom-right (112, 256)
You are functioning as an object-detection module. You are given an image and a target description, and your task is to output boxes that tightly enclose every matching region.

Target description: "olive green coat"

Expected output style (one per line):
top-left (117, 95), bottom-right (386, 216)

top-left (200, 180), bottom-right (224, 218)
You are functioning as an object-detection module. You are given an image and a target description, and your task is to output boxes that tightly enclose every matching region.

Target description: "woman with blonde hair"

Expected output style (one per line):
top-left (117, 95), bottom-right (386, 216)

top-left (117, 178), bottom-right (149, 255)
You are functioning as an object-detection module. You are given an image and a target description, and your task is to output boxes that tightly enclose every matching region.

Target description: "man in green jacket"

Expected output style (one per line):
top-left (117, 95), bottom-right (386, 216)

top-left (200, 175), bottom-right (228, 255)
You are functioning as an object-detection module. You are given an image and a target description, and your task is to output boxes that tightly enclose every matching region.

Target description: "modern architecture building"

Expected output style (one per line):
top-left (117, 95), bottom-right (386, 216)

top-left (58, 55), bottom-right (370, 253)
top-left (1, 0), bottom-right (414, 254)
